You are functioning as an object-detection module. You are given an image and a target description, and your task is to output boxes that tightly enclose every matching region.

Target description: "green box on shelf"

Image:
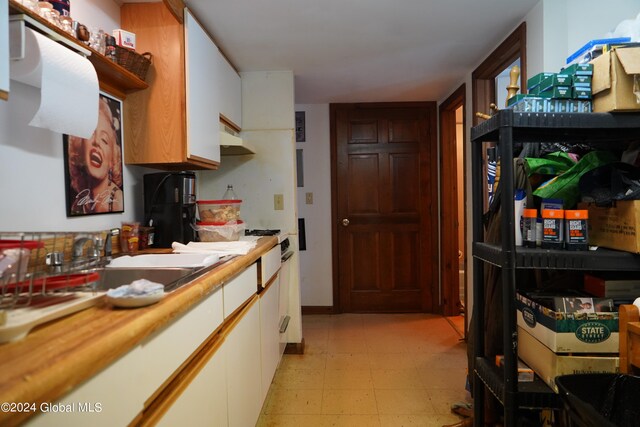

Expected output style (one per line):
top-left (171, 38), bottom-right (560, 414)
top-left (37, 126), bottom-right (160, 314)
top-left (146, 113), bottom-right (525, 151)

top-left (527, 72), bottom-right (555, 92)
top-left (528, 85), bottom-right (541, 96)
top-left (539, 86), bottom-right (572, 99)
top-left (563, 63), bottom-right (594, 76)
top-left (573, 86), bottom-right (592, 99)
top-left (572, 75), bottom-right (592, 87)
top-left (539, 74), bottom-right (573, 92)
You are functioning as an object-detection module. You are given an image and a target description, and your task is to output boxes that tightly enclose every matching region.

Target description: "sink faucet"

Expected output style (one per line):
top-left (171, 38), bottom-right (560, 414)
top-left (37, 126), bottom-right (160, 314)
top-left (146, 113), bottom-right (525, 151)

top-left (72, 234), bottom-right (101, 263)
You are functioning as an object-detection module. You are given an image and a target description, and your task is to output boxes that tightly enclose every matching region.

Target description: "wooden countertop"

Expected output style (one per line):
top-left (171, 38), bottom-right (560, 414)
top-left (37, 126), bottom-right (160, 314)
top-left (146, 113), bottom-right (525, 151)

top-left (0, 237), bottom-right (278, 426)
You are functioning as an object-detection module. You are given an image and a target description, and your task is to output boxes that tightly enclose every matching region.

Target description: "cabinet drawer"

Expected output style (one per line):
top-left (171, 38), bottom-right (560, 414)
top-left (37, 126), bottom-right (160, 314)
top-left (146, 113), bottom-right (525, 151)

top-left (260, 244), bottom-right (280, 288)
top-left (224, 263), bottom-right (258, 318)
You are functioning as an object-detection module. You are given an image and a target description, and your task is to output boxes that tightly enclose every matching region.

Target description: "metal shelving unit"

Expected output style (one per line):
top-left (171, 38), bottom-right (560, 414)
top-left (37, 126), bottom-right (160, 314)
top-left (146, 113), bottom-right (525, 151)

top-left (470, 110), bottom-right (640, 426)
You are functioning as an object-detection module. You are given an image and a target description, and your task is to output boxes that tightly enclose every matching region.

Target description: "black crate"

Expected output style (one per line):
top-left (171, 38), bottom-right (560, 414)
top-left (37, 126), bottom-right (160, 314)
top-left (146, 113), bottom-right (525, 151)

top-left (556, 373), bottom-right (640, 427)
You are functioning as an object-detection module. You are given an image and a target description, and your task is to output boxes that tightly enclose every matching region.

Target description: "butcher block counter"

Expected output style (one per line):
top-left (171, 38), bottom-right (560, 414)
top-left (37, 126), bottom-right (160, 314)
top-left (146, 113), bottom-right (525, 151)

top-left (0, 236), bottom-right (279, 427)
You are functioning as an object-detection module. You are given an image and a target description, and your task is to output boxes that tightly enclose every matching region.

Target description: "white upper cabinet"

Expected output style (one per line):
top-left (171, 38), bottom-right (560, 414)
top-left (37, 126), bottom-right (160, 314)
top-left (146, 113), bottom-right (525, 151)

top-left (217, 51), bottom-right (242, 129)
top-left (184, 9), bottom-right (220, 164)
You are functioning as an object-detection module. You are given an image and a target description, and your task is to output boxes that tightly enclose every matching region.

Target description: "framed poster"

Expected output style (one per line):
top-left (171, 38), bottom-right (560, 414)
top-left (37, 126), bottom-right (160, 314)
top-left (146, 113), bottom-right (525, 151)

top-left (64, 92), bottom-right (125, 216)
top-left (295, 111), bottom-right (305, 142)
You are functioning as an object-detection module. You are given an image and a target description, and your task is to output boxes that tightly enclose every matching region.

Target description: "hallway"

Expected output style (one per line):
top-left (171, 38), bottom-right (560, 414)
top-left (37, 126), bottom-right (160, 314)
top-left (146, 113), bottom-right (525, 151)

top-left (258, 313), bottom-right (470, 426)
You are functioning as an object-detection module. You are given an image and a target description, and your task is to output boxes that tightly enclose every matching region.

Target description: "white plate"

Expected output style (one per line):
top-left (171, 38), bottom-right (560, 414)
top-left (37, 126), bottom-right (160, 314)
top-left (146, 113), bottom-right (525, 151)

top-left (106, 292), bottom-right (165, 308)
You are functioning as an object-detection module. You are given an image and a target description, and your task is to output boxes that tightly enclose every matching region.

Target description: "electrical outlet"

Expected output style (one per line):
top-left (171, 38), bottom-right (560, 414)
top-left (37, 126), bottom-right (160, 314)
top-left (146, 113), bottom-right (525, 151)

top-left (274, 194), bottom-right (284, 210)
top-left (306, 192), bottom-right (313, 204)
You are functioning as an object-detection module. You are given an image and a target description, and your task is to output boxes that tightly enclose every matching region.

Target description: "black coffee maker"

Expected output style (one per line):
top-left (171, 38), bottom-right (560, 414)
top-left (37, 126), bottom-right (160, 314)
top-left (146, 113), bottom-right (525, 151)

top-left (143, 172), bottom-right (197, 248)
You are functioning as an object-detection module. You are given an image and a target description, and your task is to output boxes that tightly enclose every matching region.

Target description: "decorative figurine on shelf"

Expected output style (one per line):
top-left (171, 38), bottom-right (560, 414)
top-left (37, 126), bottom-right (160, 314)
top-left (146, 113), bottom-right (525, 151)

top-left (505, 65), bottom-right (520, 107)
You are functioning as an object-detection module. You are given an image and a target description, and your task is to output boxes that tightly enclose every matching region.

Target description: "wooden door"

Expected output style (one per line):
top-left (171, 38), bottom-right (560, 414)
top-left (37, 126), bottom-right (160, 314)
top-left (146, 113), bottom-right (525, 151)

top-left (331, 102), bottom-right (438, 312)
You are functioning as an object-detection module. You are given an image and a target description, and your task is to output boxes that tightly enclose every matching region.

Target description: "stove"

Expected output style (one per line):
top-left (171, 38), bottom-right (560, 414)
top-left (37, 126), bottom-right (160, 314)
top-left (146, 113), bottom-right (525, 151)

top-left (245, 229), bottom-right (281, 237)
top-left (244, 229), bottom-right (290, 255)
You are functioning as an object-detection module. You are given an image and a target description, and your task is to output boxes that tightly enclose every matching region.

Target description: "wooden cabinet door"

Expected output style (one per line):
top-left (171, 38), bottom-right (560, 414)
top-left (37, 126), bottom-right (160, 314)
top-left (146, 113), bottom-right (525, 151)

top-left (184, 9), bottom-right (220, 164)
top-left (1, 0), bottom-right (8, 101)
top-left (332, 102), bottom-right (438, 313)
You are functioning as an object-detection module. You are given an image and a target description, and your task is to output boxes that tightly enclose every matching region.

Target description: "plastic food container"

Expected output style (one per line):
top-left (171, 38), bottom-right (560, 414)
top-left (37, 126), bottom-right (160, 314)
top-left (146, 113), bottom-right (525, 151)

top-left (195, 221), bottom-right (245, 242)
top-left (0, 240), bottom-right (44, 282)
top-left (197, 200), bottom-right (242, 222)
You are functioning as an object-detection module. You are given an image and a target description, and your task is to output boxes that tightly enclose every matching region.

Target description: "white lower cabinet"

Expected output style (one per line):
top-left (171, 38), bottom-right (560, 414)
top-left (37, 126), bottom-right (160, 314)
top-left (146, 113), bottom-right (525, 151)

top-left (260, 274), bottom-right (281, 402)
top-left (157, 340), bottom-right (228, 427)
top-left (225, 296), bottom-right (262, 427)
top-left (25, 258), bottom-right (283, 427)
top-left (25, 285), bottom-right (224, 427)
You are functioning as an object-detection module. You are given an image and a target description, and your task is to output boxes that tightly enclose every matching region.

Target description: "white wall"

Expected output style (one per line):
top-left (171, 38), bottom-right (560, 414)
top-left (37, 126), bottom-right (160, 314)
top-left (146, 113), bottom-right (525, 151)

top-left (295, 104), bottom-right (332, 307)
top-left (0, 0), bottom-right (153, 233)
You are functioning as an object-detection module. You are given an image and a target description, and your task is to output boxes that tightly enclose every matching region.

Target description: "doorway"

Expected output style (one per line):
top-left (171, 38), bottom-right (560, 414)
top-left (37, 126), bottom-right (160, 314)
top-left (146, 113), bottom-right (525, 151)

top-left (330, 102), bottom-right (438, 313)
top-left (439, 85), bottom-right (466, 336)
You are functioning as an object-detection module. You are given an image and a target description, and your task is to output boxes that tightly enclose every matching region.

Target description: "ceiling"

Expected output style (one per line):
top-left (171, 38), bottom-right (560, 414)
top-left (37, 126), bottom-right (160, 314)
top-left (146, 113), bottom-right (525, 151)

top-left (183, 0), bottom-right (540, 104)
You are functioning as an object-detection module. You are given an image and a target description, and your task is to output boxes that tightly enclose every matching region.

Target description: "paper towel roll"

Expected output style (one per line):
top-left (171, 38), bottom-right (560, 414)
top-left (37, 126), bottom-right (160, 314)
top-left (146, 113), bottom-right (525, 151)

top-left (10, 28), bottom-right (99, 138)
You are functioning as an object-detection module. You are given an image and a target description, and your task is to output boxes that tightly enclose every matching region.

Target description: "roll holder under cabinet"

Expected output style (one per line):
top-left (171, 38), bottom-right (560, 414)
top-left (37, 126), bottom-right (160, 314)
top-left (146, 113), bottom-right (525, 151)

top-left (470, 111), bottom-right (640, 426)
top-left (8, 0), bottom-right (148, 99)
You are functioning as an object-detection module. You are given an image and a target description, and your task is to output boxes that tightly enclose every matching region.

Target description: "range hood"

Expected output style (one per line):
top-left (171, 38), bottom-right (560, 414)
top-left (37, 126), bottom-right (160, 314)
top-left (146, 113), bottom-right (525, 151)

top-left (220, 123), bottom-right (255, 156)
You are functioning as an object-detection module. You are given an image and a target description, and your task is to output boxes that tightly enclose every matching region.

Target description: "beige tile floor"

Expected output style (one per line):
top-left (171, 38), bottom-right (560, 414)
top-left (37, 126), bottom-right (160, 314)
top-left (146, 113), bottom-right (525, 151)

top-left (257, 313), bottom-right (471, 427)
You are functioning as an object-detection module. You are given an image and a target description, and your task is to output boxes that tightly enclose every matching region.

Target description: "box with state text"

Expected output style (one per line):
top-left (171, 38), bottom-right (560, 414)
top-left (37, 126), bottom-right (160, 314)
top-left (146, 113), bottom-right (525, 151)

top-left (592, 46), bottom-right (640, 112)
top-left (518, 326), bottom-right (619, 393)
top-left (516, 292), bottom-right (618, 353)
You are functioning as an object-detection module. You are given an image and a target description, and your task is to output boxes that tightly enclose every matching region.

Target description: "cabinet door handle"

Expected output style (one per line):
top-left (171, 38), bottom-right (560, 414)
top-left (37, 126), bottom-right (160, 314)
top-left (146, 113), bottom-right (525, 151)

top-left (279, 315), bottom-right (290, 333)
top-left (342, 218), bottom-right (350, 227)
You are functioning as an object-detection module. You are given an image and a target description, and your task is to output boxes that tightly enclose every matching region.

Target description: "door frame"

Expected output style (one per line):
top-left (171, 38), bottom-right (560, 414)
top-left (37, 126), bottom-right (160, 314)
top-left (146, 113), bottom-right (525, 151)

top-left (439, 84), bottom-right (466, 317)
top-left (472, 22), bottom-right (527, 125)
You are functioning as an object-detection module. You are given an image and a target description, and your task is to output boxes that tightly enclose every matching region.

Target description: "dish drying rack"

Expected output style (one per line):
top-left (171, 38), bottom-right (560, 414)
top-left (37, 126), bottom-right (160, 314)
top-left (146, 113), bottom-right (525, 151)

top-left (0, 231), bottom-right (111, 343)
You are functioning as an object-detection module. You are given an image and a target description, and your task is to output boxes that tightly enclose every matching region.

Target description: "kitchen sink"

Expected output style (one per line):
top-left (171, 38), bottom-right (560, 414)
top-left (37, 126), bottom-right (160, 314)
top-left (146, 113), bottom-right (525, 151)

top-left (93, 267), bottom-right (199, 292)
top-left (90, 254), bottom-right (235, 293)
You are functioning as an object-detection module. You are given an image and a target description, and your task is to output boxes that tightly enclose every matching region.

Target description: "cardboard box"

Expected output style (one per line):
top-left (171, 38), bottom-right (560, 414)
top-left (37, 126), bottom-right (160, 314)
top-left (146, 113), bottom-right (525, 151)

top-left (582, 200), bottom-right (640, 253)
top-left (584, 273), bottom-right (640, 298)
top-left (518, 326), bottom-right (619, 393)
top-left (113, 29), bottom-right (136, 50)
top-left (592, 46), bottom-right (640, 112)
top-left (516, 292), bottom-right (619, 353)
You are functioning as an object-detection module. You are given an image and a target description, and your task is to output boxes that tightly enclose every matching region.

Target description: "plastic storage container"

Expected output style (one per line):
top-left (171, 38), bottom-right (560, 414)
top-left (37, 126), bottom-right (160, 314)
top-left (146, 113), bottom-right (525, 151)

top-left (195, 221), bottom-right (245, 242)
top-left (197, 200), bottom-right (242, 222)
top-left (556, 373), bottom-right (640, 427)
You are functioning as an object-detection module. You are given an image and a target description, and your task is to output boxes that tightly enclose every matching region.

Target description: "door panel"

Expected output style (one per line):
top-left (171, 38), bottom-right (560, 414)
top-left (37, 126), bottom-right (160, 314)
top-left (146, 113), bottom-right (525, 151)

top-left (333, 102), bottom-right (437, 313)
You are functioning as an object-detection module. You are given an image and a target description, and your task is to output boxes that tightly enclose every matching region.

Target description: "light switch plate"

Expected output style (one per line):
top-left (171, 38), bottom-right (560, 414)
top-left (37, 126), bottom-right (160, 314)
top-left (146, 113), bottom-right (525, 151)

top-left (306, 192), bottom-right (313, 204)
top-left (274, 194), bottom-right (284, 210)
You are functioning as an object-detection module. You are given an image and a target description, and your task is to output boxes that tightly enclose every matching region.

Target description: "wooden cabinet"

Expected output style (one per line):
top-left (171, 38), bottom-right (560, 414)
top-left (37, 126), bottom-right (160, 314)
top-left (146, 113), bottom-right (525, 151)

top-left (1, 0), bottom-right (8, 101)
top-left (121, 3), bottom-right (220, 170)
